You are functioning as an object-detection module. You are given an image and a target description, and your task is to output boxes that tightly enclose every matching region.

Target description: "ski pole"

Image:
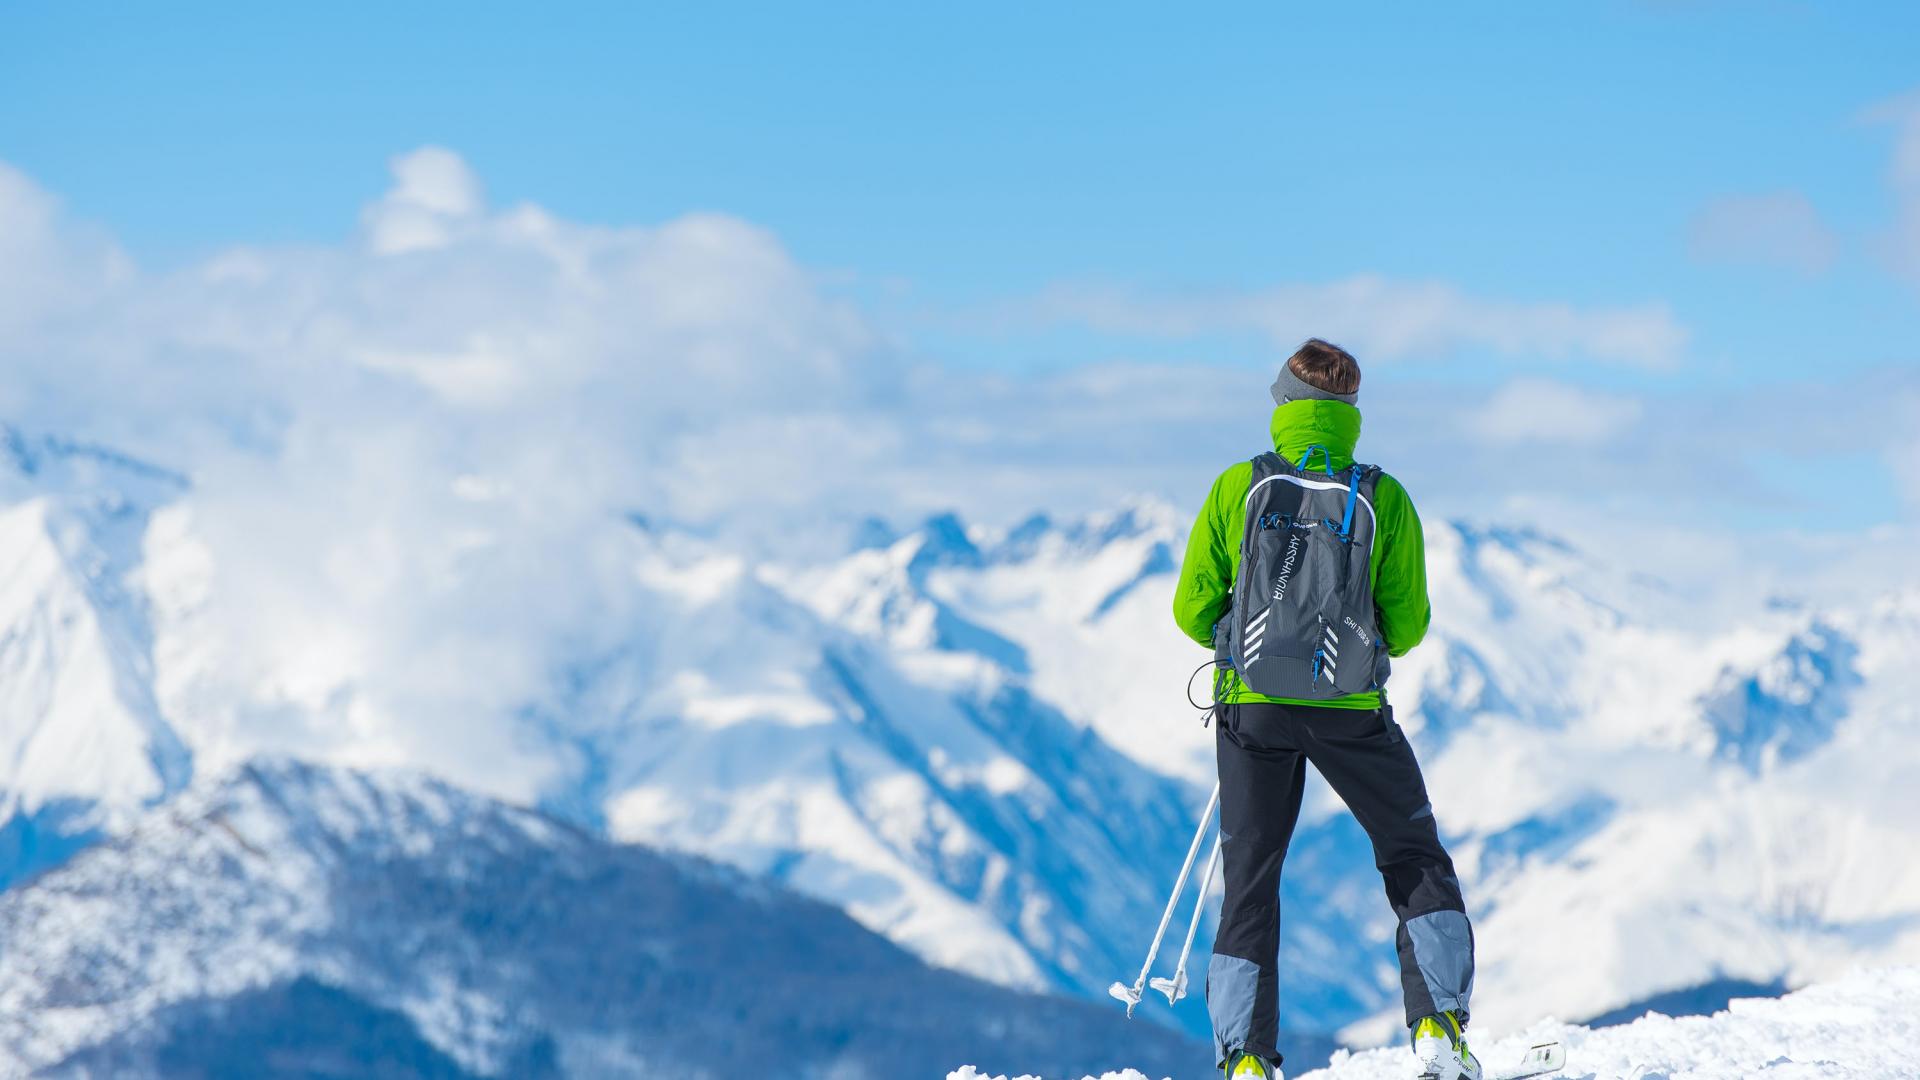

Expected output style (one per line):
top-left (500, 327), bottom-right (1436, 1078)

top-left (1151, 829), bottom-right (1221, 1004)
top-left (1109, 781), bottom-right (1219, 1017)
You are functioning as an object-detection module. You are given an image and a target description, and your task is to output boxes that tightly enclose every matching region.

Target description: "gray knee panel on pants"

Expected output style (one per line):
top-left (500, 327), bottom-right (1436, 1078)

top-left (1208, 952), bottom-right (1261, 1065)
top-left (1405, 909), bottom-right (1474, 1018)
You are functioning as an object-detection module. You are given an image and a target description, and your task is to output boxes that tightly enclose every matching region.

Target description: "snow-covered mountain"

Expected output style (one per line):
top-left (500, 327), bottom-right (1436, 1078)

top-left (2, 421), bottom-right (1916, 1064)
top-left (897, 509), bottom-right (1920, 1043)
top-left (0, 428), bottom-right (190, 889)
top-left (952, 965), bottom-right (1920, 1080)
top-left (580, 517), bottom-right (1203, 1001)
top-left (0, 430), bottom-right (1207, 1028)
top-left (856, 503), bottom-right (1215, 783)
top-left (0, 758), bottom-right (1205, 1079)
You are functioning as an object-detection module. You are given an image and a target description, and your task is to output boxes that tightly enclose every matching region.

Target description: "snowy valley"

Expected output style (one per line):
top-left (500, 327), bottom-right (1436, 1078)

top-left (1, 424), bottom-right (1917, 1074)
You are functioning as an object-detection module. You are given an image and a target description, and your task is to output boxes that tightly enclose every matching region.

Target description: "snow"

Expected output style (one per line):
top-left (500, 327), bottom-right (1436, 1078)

top-left (952, 966), bottom-right (1920, 1080)
top-left (1308, 966), bottom-right (1920, 1080)
top-left (913, 501), bottom-right (1214, 785)
top-left (580, 519), bottom-right (1206, 1002)
top-left (0, 759), bottom-right (1205, 1078)
top-left (948, 1070), bottom-right (1160, 1080)
top-left (0, 435), bottom-right (190, 868)
top-left (3, 423), bottom-right (1920, 1052)
top-left (0, 144), bottom-right (1910, 1074)
top-left (892, 509), bottom-right (1920, 1043)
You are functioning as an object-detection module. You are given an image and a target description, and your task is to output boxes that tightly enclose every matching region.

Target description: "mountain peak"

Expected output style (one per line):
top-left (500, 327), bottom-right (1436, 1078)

top-left (1699, 620), bottom-right (1861, 774)
top-left (908, 511), bottom-right (984, 572)
top-left (0, 497), bottom-right (189, 852)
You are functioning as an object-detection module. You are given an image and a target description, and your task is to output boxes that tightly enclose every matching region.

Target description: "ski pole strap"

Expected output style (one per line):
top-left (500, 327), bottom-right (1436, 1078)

top-left (1339, 465), bottom-right (1361, 538)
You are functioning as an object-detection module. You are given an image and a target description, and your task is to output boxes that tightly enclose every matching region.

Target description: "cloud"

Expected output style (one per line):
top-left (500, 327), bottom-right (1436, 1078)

top-left (1029, 276), bottom-right (1689, 369)
top-left (1469, 378), bottom-right (1645, 446)
top-left (1888, 392), bottom-right (1920, 513)
top-left (1687, 191), bottom-right (1838, 274)
top-left (359, 146), bottom-right (486, 255)
top-left (2, 146), bottom-right (1911, 807)
top-left (1854, 88), bottom-right (1920, 286)
top-left (0, 148), bottom-right (908, 803)
top-left (0, 163), bottom-right (132, 334)
top-left (1878, 93), bottom-right (1920, 283)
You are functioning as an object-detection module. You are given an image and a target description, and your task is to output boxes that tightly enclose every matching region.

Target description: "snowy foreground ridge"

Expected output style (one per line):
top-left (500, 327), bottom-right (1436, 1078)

top-left (948, 966), bottom-right (1920, 1080)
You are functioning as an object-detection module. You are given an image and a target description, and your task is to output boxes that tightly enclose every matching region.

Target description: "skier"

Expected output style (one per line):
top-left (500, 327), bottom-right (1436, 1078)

top-left (1172, 339), bottom-right (1477, 1080)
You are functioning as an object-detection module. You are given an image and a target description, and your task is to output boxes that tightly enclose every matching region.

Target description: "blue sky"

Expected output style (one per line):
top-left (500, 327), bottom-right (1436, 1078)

top-left (3, 2), bottom-right (1919, 546)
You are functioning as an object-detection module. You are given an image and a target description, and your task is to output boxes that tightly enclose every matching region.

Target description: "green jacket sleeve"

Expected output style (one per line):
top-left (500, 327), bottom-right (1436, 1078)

top-left (1172, 465), bottom-right (1245, 648)
top-left (1369, 471), bottom-right (1430, 657)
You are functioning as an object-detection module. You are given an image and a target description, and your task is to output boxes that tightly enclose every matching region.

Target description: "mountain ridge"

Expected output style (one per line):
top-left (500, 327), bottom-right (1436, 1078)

top-left (0, 757), bottom-right (1209, 1079)
top-left (0, 425), bottom-right (1915, 1053)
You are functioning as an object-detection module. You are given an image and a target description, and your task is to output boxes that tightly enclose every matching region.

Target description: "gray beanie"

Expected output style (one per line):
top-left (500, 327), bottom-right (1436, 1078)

top-left (1270, 361), bottom-right (1358, 407)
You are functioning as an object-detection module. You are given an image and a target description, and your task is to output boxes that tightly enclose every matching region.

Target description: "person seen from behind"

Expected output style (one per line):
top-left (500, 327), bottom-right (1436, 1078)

top-left (1172, 339), bottom-right (1477, 1080)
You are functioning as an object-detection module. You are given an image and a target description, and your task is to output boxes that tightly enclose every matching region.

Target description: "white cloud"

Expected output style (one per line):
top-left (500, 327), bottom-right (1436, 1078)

top-left (0, 163), bottom-right (132, 334)
top-left (1856, 88), bottom-right (1920, 285)
top-left (0, 147), bottom-right (905, 803)
top-left (1888, 393), bottom-right (1920, 513)
top-left (1470, 378), bottom-right (1645, 446)
top-left (1883, 94), bottom-right (1920, 283)
top-left (1030, 275), bottom-right (1689, 369)
top-left (1687, 191), bottom-right (1838, 274)
top-left (360, 146), bottom-right (485, 255)
top-left (388, 145), bottom-right (483, 217)
top-left (1, 146), bottom-right (1911, 806)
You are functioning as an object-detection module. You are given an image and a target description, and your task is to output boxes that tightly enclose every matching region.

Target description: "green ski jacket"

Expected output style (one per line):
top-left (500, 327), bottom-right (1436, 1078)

top-left (1172, 399), bottom-right (1430, 710)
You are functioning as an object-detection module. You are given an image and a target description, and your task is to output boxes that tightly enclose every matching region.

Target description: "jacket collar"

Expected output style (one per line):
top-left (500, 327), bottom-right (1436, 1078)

top-left (1268, 399), bottom-right (1362, 470)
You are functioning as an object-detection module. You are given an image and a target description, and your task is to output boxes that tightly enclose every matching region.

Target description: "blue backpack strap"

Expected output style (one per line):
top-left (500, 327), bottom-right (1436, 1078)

top-left (1296, 444), bottom-right (1336, 476)
top-left (1339, 464), bottom-right (1363, 538)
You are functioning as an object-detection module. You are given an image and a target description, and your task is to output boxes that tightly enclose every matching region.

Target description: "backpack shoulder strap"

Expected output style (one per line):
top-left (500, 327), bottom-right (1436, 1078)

top-left (1241, 453), bottom-right (1286, 550)
top-left (1336, 461), bottom-right (1384, 540)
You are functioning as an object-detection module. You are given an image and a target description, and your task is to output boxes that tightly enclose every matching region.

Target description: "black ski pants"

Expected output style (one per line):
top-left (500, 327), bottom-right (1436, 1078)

top-left (1206, 700), bottom-right (1473, 1068)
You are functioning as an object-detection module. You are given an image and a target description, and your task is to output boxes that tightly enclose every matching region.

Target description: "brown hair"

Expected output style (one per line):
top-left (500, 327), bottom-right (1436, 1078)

top-left (1287, 338), bottom-right (1361, 396)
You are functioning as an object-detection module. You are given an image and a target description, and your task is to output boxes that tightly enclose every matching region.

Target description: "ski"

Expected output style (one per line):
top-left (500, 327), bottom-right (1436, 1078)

top-left (1488, 1040), bottom-right (1564, 1080)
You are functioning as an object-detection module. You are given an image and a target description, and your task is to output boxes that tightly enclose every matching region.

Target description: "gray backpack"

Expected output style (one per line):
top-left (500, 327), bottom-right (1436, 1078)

top-left (1216, 446), bottom-right (1389, 699)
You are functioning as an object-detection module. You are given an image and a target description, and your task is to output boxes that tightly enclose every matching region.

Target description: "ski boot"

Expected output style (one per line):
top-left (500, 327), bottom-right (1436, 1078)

top-left (1225, 1049), bottom-right (1281, 1079)
top-left (1411, 1011), bottom-right (1481, 1080)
